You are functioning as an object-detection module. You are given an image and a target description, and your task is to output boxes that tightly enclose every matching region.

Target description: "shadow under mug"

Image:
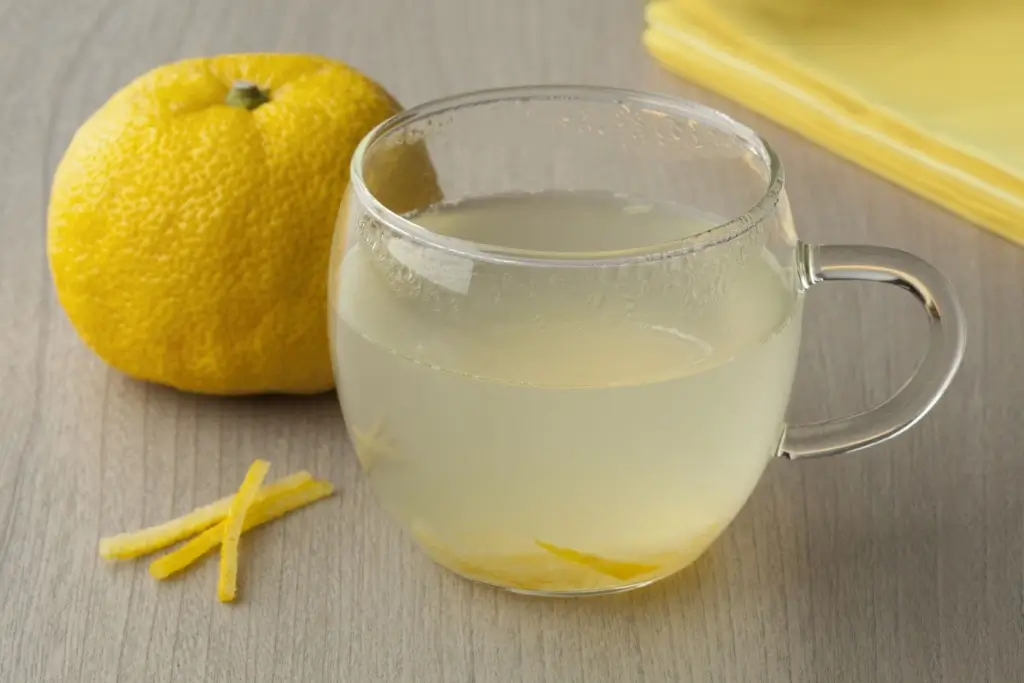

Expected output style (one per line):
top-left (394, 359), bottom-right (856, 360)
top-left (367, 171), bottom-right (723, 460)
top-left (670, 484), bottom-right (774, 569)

top-left (330, 86), bottom-right (966, 596)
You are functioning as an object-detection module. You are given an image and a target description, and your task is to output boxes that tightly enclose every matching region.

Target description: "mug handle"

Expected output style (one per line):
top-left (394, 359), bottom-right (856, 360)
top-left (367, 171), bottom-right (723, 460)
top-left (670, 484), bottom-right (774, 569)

top-left (781, 243), bottom-right (967, 459)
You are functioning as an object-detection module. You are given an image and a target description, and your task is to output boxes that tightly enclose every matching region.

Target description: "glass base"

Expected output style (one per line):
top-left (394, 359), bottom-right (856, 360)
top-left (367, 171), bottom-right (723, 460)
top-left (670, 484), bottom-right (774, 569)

top-left (437, 560), bottom-right (676, 597)
top-left (410, 519), bottom-right (720, 597)
top-left (498, 576), bottom-right (663, 598)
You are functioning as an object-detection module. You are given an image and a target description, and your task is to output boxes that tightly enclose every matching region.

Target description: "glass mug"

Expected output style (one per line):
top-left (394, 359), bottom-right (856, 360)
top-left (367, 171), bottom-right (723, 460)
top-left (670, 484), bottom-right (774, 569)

top-left (329, 86), bottom-right (965, 596)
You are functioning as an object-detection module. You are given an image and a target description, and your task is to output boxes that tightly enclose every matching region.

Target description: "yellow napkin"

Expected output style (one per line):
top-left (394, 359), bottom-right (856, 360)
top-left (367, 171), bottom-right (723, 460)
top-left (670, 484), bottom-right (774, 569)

top-left (644, 0), bottom-right (1024, 245)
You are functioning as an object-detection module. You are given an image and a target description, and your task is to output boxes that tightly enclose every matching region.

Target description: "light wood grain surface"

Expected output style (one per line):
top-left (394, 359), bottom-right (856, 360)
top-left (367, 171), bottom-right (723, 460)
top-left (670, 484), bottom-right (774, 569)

top-left (2, 1), bottom-right (1021, 681)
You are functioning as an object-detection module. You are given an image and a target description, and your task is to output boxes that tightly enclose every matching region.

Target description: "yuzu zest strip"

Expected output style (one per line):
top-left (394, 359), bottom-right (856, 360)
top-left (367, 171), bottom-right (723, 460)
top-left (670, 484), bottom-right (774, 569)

top-left (149, 480), bottom-right (335, 581)
top-left (534, 540), bottom-right (660, 580)
top-left (216, 460), bottom-right (271, 602)
top-left (98, 471), bottom-right (313, 560)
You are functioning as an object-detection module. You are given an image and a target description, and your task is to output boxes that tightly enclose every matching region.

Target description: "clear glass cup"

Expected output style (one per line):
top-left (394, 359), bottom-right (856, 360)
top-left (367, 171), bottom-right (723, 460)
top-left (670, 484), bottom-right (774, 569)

top-left (329, 86), bottom-right (965, 596)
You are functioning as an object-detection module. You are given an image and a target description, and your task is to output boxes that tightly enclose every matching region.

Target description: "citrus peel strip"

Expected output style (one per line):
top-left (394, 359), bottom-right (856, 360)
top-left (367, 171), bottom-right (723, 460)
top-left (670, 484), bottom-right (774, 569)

top-left (98, 471), bottom-right (313, 560)
top-left (149, 479), bottom-right (334, 581)
top-left (534, 540), bottom-right (660, 580)
top-left (216, 460), bottom-right (271, 602)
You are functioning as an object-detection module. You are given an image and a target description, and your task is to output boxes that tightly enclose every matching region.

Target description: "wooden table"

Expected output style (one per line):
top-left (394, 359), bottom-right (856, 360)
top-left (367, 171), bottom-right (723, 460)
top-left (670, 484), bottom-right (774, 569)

top-left (2, 1), bottom-right (1020, 681)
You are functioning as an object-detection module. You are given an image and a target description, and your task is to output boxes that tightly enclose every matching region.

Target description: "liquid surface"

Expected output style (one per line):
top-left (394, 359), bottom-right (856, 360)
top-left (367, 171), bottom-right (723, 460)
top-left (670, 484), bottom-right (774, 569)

top-left (331, 191), bottom-right (803, 593)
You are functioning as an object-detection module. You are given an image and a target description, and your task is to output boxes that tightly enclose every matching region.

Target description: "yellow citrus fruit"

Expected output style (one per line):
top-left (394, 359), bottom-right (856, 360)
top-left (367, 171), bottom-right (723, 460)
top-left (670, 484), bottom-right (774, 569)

top-left (48, 54), bottom-right (430, 395)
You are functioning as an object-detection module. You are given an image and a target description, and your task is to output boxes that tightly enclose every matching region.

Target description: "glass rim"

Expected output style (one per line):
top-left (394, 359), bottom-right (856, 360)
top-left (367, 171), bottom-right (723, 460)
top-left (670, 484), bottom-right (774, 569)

top-left (349, 85), bottom-right (785, 267)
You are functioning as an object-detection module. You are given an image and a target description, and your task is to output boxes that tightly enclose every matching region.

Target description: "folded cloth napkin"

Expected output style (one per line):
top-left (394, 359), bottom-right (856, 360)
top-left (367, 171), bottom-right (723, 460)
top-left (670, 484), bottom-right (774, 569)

top-left (644, 0), bottom-right (1024, 245)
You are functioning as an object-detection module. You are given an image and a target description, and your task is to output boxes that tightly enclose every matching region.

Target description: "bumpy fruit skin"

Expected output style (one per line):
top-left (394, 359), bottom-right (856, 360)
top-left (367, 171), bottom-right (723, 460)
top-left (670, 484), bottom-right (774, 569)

top-left (48, 54), bottom-right (402, 395)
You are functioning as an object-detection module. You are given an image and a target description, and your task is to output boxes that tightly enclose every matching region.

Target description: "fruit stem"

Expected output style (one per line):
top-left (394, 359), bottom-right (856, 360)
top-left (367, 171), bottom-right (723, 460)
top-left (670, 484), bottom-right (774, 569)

top-left (225, 81), bottom-right (269, 110)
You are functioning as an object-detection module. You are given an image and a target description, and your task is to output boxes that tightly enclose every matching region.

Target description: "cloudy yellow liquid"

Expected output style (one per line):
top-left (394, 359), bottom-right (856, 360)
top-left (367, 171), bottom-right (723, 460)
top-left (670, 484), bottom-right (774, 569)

top-left (331, 192), bottom-right (802, 593)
